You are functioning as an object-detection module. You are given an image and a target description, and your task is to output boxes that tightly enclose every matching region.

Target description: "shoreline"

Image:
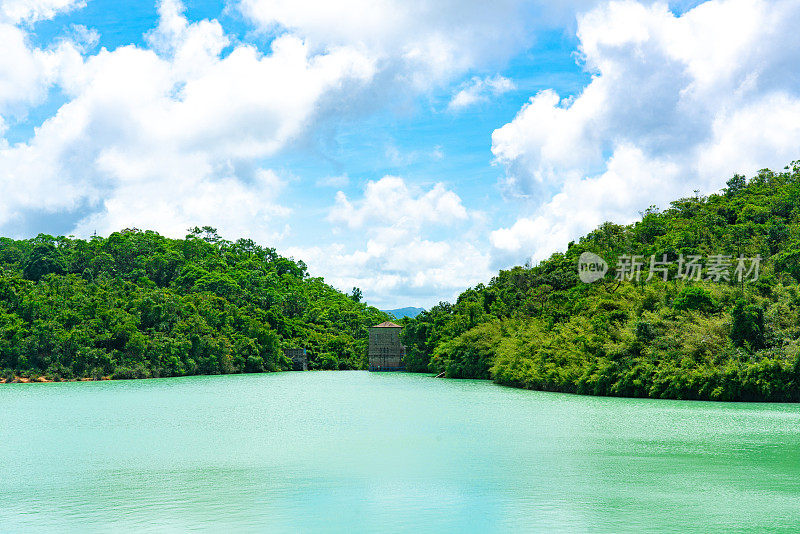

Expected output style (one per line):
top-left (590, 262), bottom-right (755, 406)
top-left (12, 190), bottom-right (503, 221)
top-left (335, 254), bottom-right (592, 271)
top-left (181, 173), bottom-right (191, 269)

top-left (1, 376), bottom-right (111, 384)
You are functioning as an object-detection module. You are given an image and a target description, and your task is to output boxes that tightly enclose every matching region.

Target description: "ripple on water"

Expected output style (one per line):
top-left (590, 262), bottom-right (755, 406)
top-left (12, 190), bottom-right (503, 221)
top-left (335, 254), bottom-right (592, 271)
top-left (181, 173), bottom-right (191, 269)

top-left (1, 371), bottom-right (799, 533)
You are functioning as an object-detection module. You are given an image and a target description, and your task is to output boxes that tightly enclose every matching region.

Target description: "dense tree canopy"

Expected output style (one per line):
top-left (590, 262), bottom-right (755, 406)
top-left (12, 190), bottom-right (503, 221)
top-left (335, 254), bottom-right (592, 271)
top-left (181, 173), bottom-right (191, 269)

top-left (401, 163), bottom-right (800, 402)
top-left (0, 226), bottom-right (389, 381)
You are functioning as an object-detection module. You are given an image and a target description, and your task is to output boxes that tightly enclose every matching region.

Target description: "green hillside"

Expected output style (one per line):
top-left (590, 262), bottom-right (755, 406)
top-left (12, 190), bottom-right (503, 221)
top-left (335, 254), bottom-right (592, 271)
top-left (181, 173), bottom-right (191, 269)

top-left (0, 226), bottom-right (389, 381)
top-left (401, 163), bottom-right (800, 402)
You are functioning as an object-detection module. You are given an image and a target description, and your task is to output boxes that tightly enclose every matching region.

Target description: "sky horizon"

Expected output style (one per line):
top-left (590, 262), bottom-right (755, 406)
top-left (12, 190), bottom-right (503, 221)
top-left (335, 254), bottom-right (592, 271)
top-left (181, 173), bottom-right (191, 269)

top-left (2, 0), bottom-right (800, 309)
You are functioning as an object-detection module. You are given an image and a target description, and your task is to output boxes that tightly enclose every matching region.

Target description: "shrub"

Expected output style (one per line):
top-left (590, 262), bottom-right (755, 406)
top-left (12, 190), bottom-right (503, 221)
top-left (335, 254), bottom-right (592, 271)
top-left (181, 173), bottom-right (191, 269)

top-left (730, 299), bottom-right (765, 351)
top-left (673, 286), bottom-right (717, 313)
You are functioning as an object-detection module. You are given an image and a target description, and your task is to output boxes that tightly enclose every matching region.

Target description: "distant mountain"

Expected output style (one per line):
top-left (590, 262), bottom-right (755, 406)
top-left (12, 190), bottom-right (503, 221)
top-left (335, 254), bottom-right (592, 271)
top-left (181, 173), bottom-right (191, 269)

top-left (381, 307), bottom-right (425, 319)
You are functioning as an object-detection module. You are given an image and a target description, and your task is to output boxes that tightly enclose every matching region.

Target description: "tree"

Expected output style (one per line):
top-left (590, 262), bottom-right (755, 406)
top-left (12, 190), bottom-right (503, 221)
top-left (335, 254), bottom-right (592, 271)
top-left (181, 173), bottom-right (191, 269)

top-left (775, 246), bottom-right (800, 282)
top-left (730, 300), bottom-right (765, 351)
top-left (673, 286), bottom-right (717, 313)
top-left (349, 287), bottom-right (363, 302)
top-left (23, 243), bottom-right (65, 281)
top-left (724, 173), bottom-right (746, 197)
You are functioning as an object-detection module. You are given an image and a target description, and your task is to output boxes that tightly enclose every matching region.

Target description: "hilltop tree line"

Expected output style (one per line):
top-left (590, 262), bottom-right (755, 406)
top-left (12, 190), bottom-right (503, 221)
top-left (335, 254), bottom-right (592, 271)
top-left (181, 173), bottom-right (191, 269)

top-left (401, 163), bottom-right (800, 402)
top-left (0, 226), bottom-right (389, 381)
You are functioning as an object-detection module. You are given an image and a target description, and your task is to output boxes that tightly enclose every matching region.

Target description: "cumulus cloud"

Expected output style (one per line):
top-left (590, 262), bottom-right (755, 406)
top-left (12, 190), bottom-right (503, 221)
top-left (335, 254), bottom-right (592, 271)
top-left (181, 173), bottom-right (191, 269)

top-left (448, 75), bottom-right (515, 111)
top-left (0, 0), bottom-right (89, 131)
top-left (291, 176), bottom-right (491, 308)
top-left (491, 0), bottom-right (800, 264)
top-left (490, 145), bottom-right (683, 264)
top-left (0, 0), bottom-right (376, 240)
top-left (239, 0), bottom-right (534, 90)
top-left (293, 239), bottom-right (492, 309)
top-left (2, 0), bottom-right (538, 249)
top-left (0, 23), bottom-right (81, 123)
top-left (329, 176), bottom-right (469, 230)
top-left (73, 168), bottom-right (291, 242)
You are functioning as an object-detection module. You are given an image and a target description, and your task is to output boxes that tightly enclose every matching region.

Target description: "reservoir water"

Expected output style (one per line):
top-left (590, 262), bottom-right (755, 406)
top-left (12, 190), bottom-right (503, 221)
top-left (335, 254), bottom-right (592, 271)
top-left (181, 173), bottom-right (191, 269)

top-left (1, 371), bottom-right (799, 532)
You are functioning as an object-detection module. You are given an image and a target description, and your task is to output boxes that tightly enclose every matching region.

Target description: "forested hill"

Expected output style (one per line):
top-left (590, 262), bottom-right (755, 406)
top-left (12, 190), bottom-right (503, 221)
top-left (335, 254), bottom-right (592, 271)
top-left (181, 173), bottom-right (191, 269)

top-left (401, 163), bottom-right (800, 402)
top-left (0, 226), bottom-right (389, 381)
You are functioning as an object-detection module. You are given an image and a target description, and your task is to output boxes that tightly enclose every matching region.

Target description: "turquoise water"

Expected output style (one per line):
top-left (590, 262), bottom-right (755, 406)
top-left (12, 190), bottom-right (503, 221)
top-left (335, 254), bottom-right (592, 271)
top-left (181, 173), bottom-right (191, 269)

top-left (1, 371), bottom-right (799, 532)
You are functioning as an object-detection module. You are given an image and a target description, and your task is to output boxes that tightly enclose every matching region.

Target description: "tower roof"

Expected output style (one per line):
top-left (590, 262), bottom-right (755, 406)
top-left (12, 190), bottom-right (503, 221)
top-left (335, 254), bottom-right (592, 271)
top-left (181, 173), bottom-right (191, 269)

top-left (373, 321), bottom-right (402, 328)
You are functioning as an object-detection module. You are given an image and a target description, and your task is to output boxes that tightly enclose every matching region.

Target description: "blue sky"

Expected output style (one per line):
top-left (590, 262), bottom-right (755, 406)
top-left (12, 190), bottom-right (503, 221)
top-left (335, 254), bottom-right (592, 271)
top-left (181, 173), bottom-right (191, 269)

top-left (2, 0), bottom-right (800, 308)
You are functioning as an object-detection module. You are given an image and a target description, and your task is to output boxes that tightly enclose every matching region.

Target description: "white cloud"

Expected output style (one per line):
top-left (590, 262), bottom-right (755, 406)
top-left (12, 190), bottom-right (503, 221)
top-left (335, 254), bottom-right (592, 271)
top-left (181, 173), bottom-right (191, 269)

top-left (329, 176), bottom-right (469, 230)
top-left (0, 0), bottom-right (376, 240)
top-left (0, 0), bottom-right (84, 24)
top-left (491, 0), bottom-right (800, 264)
top-left (448, 75), bottom-right (515, 111)
top-left (72, 168), bottom-right (291, 242)
top-left (0, 22), bottom-right (81, 122)
top-left (239, 0), bottom-right (533, 90)
top-left (293, 238), bottom-right (492, 309)
top-left (490, 145), bottom-right (682, 264)
top-left (291, 176), bottom-right (491, 308)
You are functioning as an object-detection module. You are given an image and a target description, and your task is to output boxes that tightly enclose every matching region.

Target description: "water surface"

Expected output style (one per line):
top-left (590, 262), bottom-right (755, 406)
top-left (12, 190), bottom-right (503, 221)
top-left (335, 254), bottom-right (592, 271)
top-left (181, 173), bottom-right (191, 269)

top-left (1, 372), bottom-right (798, 532)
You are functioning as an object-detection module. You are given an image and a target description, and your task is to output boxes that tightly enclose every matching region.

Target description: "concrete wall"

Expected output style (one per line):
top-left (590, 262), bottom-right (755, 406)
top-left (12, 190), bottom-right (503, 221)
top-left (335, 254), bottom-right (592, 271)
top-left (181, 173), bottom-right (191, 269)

top-left (368, 327), bottom-right (405, 371)
top-left (284, 348), bottom-right (308, 371)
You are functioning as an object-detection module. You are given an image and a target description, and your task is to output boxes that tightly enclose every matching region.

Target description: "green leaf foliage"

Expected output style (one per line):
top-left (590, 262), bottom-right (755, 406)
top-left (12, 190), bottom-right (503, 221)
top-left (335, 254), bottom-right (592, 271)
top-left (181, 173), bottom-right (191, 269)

top-left (0, 227), bottom-right (390, 380)
top-left (402, 162), bottom-right (800, 401)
